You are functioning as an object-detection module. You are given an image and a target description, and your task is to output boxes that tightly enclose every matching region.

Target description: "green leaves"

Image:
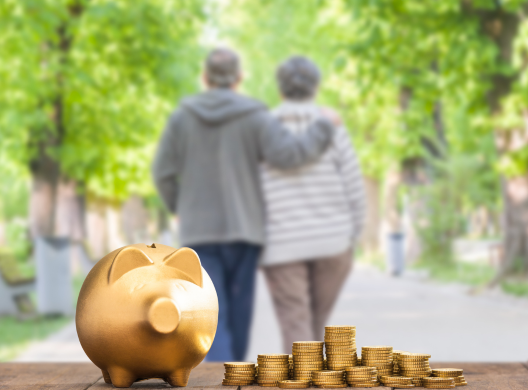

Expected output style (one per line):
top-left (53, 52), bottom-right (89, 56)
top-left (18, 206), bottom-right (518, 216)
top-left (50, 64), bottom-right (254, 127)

top-left (0, 0), bottom-right (205, 201)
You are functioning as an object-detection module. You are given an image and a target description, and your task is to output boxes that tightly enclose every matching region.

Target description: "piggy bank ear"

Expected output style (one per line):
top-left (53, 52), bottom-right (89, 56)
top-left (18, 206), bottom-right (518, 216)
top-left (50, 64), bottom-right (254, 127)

top-left (108, 247), bottom-right (154, 284)
top-left (163, 247), bottom-right (203, 287)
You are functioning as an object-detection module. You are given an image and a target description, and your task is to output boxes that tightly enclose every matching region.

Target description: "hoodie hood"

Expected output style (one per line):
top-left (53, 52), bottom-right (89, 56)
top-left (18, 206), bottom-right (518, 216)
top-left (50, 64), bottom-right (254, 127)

top-left (181, 89), bottom-right (265, 126)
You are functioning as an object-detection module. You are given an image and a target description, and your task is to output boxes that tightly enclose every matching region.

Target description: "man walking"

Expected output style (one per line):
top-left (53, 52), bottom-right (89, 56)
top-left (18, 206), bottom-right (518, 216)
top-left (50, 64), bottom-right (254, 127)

top-left (153, 48), bottom-right (337, 361)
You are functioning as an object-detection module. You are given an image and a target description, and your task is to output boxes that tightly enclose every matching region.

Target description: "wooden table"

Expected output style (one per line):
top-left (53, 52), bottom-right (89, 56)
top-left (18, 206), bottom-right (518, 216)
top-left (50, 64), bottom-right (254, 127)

top-left (1, 362), bottom-right (527, 389)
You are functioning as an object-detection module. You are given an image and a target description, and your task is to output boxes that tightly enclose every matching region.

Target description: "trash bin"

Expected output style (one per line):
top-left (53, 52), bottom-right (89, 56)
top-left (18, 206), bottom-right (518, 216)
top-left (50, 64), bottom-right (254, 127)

top-left (35, 237), bottom-right (73, 315)
top-left (386, 232), bottom-right (405, 276)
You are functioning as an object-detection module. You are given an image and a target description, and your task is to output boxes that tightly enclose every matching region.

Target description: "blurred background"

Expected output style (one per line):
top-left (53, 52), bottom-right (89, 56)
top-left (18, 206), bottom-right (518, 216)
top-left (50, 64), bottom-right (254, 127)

top-left (1, 0), bottom-right (528, 363)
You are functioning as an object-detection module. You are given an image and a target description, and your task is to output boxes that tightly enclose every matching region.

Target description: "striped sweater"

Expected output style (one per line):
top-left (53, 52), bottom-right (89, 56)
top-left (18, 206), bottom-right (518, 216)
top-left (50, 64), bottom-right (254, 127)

top-left (260, 101), bottom-right (366, 266)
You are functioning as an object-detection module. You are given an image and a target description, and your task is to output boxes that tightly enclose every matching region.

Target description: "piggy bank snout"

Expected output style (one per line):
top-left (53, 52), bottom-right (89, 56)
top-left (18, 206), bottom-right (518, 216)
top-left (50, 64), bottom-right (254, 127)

top-left (147, 297), bottom-right (180, 334)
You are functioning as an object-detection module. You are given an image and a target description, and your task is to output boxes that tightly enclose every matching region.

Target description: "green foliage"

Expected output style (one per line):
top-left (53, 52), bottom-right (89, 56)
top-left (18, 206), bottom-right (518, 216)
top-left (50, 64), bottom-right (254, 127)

top-left (414, 260), bottom-right (495, 286)
top-left (501, 280), bottom-right (528, 296)
top-left (0, 0), bottom-right (205, 200)
top-left (0, 315), bottom-right (70, 362)
top-left (0, 248), bottom-right (34, 284)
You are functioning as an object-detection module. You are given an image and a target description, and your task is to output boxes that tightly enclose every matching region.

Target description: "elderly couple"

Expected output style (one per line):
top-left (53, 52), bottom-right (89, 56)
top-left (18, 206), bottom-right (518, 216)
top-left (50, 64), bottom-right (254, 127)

top-left (153, 48), bottom-right (366, 361)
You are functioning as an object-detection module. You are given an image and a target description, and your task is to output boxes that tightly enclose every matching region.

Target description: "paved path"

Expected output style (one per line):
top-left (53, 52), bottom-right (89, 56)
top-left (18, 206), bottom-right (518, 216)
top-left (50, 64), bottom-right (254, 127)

top-left (14, 264), bottom-right (528, 362)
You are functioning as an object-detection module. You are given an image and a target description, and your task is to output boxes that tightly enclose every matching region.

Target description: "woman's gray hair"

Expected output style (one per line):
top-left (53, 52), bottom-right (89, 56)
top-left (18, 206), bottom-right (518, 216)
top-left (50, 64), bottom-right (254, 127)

top-left (276, 56), bottom-right (320, 100)
top-left (205, 48), bottom-right (241, 88)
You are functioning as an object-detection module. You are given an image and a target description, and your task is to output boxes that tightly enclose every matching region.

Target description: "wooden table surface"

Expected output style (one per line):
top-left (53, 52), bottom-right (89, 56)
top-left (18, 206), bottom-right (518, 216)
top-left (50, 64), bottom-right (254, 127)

top-left (0, 362), bottom-right (527, 389)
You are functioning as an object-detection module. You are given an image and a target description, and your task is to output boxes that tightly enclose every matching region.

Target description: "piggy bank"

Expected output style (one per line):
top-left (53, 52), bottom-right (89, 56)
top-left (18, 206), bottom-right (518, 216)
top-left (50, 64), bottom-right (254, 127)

top-left (76, 243), bottom-right (218, 388)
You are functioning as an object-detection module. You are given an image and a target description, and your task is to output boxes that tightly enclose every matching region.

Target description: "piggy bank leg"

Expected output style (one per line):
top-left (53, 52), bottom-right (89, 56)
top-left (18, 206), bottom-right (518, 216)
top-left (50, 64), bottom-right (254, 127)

top-left (165, 369), bottom-right (191, 387)
top-left (101, 370), bottom-right (112, 384)
top-left (107, 367), bottom-right (136, 388)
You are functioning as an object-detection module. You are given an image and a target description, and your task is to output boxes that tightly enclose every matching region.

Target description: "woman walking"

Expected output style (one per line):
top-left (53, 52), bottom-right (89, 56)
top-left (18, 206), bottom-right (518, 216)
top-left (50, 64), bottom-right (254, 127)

top-left (261, 56), bottom-right (366, 352)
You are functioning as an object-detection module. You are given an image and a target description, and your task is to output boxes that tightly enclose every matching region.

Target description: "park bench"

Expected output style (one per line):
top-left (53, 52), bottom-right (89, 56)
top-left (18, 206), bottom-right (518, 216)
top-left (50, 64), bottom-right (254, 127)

top-left (0, 240), bottom-right (98, 316)
top-left (0, 362), bottom-right (526, 389)
top-left (0, 251), bottom-right (35, 316)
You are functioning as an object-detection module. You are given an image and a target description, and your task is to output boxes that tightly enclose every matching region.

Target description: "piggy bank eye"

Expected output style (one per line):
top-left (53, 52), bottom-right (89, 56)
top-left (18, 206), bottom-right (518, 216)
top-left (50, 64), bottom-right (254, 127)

top-left (163, 247), bottom-right (203, 288)
top-left (108, 247), bottom-right (154, 284)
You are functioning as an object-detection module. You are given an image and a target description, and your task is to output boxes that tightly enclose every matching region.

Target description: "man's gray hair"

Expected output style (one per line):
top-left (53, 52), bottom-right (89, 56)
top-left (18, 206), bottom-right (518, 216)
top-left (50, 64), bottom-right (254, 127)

top-left (205, 48), bottom-right (241, 88)
top-left (276, 56), bottom-right (320, 100)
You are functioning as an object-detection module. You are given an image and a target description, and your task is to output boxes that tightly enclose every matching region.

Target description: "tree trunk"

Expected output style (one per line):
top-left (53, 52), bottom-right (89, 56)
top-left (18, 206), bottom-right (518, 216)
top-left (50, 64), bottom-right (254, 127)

top-left (384, 170), bottom-right (403, 234)
top-left (490, 176), bottom-right (528, 284)
top-left (466, 4), bottom-right (527, 284)
top-left (85, 197), bottom-right (108, 259)
top-left (28, 3), bottom-right (84, 241)
top-left (361, 176), bottom-right (381, 254)
top-left (29, 145), bottom-right (61, 239)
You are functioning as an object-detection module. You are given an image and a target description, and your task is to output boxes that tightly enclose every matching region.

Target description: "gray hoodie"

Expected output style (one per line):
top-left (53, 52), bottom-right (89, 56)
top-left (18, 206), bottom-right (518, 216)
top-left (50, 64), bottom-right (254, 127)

top-left (153, 89), bottom-right (334, 247)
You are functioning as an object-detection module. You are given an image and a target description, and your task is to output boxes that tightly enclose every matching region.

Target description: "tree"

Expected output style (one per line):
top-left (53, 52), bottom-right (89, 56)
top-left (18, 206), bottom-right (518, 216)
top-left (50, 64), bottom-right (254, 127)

top-left (0, 0), bottom-right (205, 240)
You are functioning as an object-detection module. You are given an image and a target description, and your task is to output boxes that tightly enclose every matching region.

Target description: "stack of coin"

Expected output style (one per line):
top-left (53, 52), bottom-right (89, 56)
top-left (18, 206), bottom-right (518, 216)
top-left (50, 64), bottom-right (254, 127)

top-left (312, 370), bottom-right (346, 388)
top-left (345, 366), bottom-right (379, 388)
top-left (399, 352), bottom-right (432, 385)
top-left (292, 341), bottom-right (324, 383)
top-left (432, 368), bottom-right (467, 387)
top-left (257, 354), bottom-right (290, 387)
top-left (324, 325), bottom-right (357, 370)
top-left (222, 362), bottom-right (256, 386)
top-left (379, 375), bottom-right (415, 388)
top-left (393, 350), bottom-right (407, 375)
top-left (361, 346), bottom-right (393, 377)
top-left (289, 354), bottom-right (293, 378)
top-left (423, 377), bottom-right (456, 389)
top-left (278, 380), bottom-right (311, 389)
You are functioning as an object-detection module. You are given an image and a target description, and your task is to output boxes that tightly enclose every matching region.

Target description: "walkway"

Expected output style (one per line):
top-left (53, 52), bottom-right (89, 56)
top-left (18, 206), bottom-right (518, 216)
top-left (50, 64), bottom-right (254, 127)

top-left (14, 264), bottom-right (528, 362)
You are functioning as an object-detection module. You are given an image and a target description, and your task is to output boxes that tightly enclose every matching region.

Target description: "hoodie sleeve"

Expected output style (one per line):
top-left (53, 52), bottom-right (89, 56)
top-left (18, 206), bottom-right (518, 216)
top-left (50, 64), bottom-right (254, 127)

top-left (152, 111), bottom-right (181, 213)
top-left (257, 111), bottom-right (335, 169)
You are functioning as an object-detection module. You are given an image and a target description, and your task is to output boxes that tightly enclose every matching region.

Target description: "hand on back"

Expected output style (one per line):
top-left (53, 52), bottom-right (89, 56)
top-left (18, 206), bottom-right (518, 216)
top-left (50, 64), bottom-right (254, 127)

top-left (319, 107), bottom-right (342, 127)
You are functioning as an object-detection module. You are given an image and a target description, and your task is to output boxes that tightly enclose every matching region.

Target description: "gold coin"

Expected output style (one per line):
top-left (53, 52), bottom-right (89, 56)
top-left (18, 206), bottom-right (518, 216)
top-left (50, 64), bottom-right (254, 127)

top-left (259, 354), bottom-right (290, 358)
top-left (224, 362), bottom-right (255, 368)
top-left (225, 368), bottom-right (255, 372)
top-left (400, 352), bottom-right (430, 358)
top-left (313, 382), bottom-right (345, 386)
top-left (224, 375), bottom-right (255, 381)
top-left (326, 355), bottom-right (357, 359)
top-left (382, 380), bottom-right (413, 385)
top-left (347, 376), bottom-right (378, 381)
top-left (432, 368), bottom-right (463, 375)
top-left (294, 358), bottom-right (322, 361)
top-left (325, 325), bottom-right (355, 330)
top-left (325, 336), bottom-right (355, 339)
top-left (278, 380), bottom-right (310, 389)
top-left (348, 381), bottom-right (379, 385)
top-left (221, 379), bottom-right (254, 385)
top-left (389, 385), bottom-right (415, 389)
top-left (261, 371), bottom-right (289, 374)
top-left (347, 376), bottom-right (377, 379)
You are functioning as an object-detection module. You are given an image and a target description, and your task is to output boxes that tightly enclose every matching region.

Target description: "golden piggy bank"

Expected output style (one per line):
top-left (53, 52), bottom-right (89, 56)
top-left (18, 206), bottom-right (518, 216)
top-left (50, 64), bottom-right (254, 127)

top-left (76, 243), bottom-right (218, 388)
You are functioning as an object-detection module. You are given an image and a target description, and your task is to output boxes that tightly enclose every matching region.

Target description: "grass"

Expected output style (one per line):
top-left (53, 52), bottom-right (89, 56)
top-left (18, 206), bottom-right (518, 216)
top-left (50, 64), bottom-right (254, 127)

top-left (501, 280), bottom-right (528, 297)
top-left (413, 260), bottom-right (496, 286)
top-left (0, 272), bottom-right (88, 362)
top-left (0, 315), bottom-right (71, 362)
